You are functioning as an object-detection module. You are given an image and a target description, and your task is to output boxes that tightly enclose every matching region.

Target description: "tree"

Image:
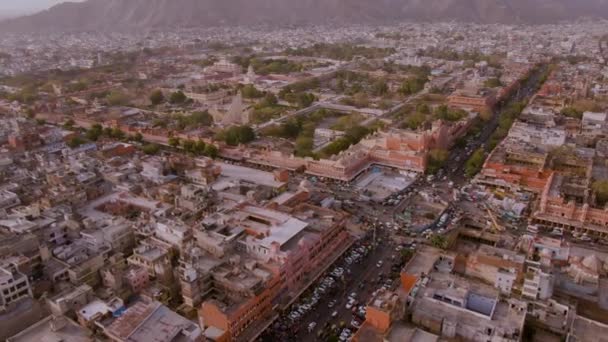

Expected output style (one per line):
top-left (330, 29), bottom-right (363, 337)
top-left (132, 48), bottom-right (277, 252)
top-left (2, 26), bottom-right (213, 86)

top-left (484, 78), bottom-right (502, 88)
top-left (132, 132), bottom-right (143, 143)
top-left (465, 148), bottom-right (486, 178)
top-left (402, 112), bottom-right (426, 130)
top-left (190, 111), bottom-right (214, 126)
top-left (149, 89), bottom-right (165, 105)
top-left (241, 84), bottom-right (263, 99)
top-left (216, 125), bottom-right (256, 146)
top-left (142, 143), bottom-right (161, 155)
top-left (592, 180), bottom-right (608, 206)
top-left (371, 79), bottom-right (389, 96)
top-left (295, 136), bottom-right (314, 157)
top-left (262, 93), bottom-right (278, 107)
top-left (67, 136), bottom-right (85, 148)
top-left (427, 149), bottom-right (449, 174)
top-left (168, 137), bottom-right (181, 148)
top-left (400, 249), bottom-right (414, 261)
top-left (169, 91), bottom-right (187, 104)
top-left (110, 127), bottom-right (125, 140)
top-left (561, 106), bottom-right (583, 119)
top-left (194, 140), bottom-right (206, 155)
top-left (203, 144), bottom-right (218, 158)
top-left (106, 90), bottom-right (130, 106)
top-left (63, 119), bottom-right (75, 129)
top-left (182, 139), bottom-right (195, 153)
top-left (87, 124), bottom-right (103, 141)
top-left (430, 234), bottom-right (448, 249)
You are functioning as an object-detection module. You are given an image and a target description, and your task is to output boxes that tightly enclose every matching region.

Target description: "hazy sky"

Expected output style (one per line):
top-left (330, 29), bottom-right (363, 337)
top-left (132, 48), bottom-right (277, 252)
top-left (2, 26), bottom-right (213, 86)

top-left (0, 0), bottom-right (84, 17)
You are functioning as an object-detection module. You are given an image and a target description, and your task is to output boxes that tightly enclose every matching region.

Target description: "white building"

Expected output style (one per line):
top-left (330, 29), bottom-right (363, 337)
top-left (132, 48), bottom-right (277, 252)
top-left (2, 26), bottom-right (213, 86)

top-left (0, 261), bottom-right (33, 309)
top-left (522, 264), bottom-right (554, 300)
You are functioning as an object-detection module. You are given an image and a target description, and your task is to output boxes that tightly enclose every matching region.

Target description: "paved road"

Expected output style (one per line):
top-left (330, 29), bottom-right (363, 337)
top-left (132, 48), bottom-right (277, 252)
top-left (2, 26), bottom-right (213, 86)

top-left (258, 225), bottom-right (399, 342)
top-left (256, 64), bottom-right (550, 342)
top-left (444, 63), bottom-right (550, 185)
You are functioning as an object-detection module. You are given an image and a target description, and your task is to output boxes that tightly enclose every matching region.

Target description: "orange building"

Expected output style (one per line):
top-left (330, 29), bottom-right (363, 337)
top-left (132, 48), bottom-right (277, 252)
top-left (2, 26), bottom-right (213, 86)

top-left (199, 274), bottom-right (281, 342)
top-left (478, 142), bottom-right (553, 193)
top-left (533, 173), bottom-right (608, 237)
top-left (448, 89), bottom-right (496, 113)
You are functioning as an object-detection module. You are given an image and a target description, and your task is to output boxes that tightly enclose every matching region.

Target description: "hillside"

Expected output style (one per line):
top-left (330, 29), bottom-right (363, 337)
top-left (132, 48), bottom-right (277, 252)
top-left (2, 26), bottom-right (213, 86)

top-left (1, 0), bottom-right (607, 32)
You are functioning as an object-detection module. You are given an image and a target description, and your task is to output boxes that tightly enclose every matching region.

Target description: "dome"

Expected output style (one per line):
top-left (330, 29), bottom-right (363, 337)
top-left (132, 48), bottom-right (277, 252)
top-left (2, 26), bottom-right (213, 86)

top-left (581, 255), bottom-right (601, 273)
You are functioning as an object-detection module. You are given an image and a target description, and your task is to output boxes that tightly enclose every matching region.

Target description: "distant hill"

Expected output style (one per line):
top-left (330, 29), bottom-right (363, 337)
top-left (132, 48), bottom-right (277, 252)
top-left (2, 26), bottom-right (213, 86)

top-left (1, 0), bottom-right (608, 32)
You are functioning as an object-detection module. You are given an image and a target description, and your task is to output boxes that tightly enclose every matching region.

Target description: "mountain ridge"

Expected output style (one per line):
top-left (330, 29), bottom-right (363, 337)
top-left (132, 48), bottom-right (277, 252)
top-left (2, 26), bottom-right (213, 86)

top-left (1, 0), bottom-right (608, 32)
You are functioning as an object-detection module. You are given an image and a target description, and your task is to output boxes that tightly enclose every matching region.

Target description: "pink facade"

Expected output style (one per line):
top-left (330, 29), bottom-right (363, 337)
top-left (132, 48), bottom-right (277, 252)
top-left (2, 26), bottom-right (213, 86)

top-left (124, 266), bottom-right (150, 293)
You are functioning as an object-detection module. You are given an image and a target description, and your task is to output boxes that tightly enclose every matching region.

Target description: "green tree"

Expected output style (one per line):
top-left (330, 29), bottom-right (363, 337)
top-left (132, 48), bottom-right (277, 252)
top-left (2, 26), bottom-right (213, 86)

top-left (371, 79), bottom-right (389, 96)
top-left (203, 144), bottom-right (218, 158)
top-left (465, 148), bottom-right (486, 177)
top-left (86, 124), bottom-right (103, 141)
top-left (169, 91), bottom-right (187, 104)
top-left (63, 119), bottom-right (75, 129)
top-left (427, 149), bottom-right (449, 174)
top-left (592, 180), bottom-right (608, 206)
top-left (294, 136), bottom-right (314, 157)
top-left (194, 140), bottom-right (206, 155)
top-left (241, 84), bottom-right (264, 99)
top-left (149, 89), bottom-right (165, 105)
top-left (217, 125), bottom-right (256, 146)
top-left (402, 112), bottom-right (426, 130)
top-left (142, 143), bottom-right (161, 155)
top-left (132, 132), bottom-right (143, 142)
top-left (168, 137), bottom-right (181, 148)
top-left (561, 106), bottom-right (583, 119)
top-left (182, 139), bottom-right (195, 152)
top-left (430, 234), bottom-right (448, 249)
top-left (67, 136), bottom-right (85, 148)
top-left (484, 78), bottom-right (502, 88)
top-left (262, 93), bottom-right (278, 107)
top-left (111, 127), bottom-right (125, 140)
top-left (106, 90), bottom-right (130, 106)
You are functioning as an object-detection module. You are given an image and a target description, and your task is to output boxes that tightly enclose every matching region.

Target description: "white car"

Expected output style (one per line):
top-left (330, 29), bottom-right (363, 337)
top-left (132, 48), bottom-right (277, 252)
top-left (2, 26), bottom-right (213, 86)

top-left (331, 310), bottom-right (338, 318)
top-left (308, 322), bottom-right (317, 332)
top-left (376, 261), bottom-right (383, 268)
top-left (345, 302), bottom-right (354, 310)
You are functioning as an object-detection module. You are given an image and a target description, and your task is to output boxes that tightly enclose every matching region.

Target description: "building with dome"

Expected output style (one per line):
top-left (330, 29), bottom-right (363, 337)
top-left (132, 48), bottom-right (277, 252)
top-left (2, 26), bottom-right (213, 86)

top-left (567, 254), bottom-right (606, 285)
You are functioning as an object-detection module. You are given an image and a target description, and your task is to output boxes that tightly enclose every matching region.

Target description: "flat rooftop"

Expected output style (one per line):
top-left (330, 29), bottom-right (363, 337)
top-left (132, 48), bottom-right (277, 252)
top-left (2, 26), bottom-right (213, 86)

top-left (214, 162), bottom-right (286, 189)
top-left (403, 245), bottom-right (442, 276)
top-left (105, 300), bottom-right (199, 342)
top-left (236, 205), bottom-right (309, 248)
top-left (7, 316), bottom-right (92, 342)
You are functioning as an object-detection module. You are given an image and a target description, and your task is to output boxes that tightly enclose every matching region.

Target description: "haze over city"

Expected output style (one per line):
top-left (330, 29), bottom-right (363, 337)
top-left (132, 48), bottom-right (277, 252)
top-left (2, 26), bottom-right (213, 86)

top-left (1, 1), bottom-right (608, 342)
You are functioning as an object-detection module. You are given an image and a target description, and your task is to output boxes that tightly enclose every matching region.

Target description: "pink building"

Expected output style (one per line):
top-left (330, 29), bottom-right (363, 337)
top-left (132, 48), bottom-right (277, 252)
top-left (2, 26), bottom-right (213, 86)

top-left (124, 266), bottom-right (150, 293)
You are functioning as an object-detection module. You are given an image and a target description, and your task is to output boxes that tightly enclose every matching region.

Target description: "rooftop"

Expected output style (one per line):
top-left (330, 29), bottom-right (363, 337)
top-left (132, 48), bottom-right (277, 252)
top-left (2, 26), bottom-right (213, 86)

top-left (213, 162), bottom-right (286, 189)
top-left (104, 299), bottom-right (200, 342)
top-left (7, 316), bottom-right (92, 342)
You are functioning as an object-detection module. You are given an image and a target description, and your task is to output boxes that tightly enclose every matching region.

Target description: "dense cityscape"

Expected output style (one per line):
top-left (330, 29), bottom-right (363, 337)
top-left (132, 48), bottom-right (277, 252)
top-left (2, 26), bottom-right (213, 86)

top-left (1, 10), bottom-right (608, 342)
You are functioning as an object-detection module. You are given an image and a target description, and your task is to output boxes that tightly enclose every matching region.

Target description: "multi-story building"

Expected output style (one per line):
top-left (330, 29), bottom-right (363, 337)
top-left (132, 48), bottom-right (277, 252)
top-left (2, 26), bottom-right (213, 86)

top-left (478, 138), bottom-right (553, 193)
top-left (0, 260), bottom-right (33, 310)
top-left (100, 298), bottom-right (202, 342)
top-left (533, 173), bottom-right (608, 237)
top-left (448, 88), bottom-right (496, 113)
top-left (182, 200), bottom-right (352, 341)
top-left (127, 238), bottom-right (174, 282)
top-left (522, 262), bottom-right (555, 301)
top-left (247, 119), bottom-right (476, 181)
